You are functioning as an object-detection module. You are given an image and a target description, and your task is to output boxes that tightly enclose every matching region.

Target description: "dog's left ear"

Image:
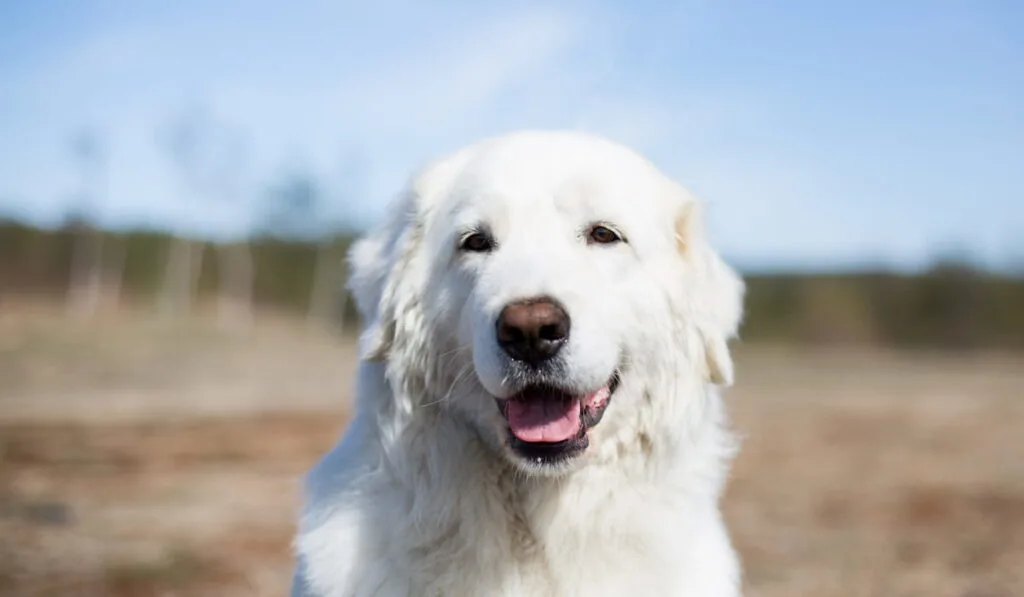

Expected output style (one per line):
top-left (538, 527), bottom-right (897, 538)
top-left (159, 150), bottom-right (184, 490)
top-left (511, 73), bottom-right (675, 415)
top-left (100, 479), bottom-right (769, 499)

top-left (673, 195), bottom-right (745, 386)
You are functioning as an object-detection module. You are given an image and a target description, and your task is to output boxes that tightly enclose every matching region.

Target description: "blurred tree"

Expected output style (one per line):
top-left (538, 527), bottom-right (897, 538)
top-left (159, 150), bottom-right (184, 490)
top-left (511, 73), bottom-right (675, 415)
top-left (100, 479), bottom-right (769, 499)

top-left (261, 161), bottom-right (354, 332)
top-left (1009, 247), bottom-right (1024, 279)
top-left (261, 171), bottom-right (322, 239)
top-left (159, 107), bottom-right (258, 330)
top-left (65, 130), bottom-right (109, 320)
top-left (920, 259), bottom-right (985, 350)
top-left (205, 124), bottom-right (255, 333)
top-left (314, 153), bottom-right (361, 334)
top-left (797, 277), bottom-right (879, 345)
top-left (159, 108), bottom-right (206, 321)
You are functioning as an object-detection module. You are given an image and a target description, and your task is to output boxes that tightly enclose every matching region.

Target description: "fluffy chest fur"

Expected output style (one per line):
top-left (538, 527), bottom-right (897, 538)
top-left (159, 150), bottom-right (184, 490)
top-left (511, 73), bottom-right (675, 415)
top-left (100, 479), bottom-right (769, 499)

top-left (292, 398), bottom-right (740, 597)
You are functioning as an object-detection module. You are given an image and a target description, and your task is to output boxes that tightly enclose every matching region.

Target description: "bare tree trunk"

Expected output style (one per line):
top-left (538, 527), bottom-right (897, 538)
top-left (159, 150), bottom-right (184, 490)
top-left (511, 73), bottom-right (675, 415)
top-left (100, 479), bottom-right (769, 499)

top-left (190, 241), bottom-right (205, 310)
top-left (66, 131), bottom-right (106, 321)
top-left (102, 236), bottom-right (127, 312)
top-left (66, 227), bottom-right (104, 321)
top-left (159, 237), bottom-right (199, 320)
top-left (217, 242), bottom-right (254, 332)
top-left (306, 239), bottom-right (338, 332)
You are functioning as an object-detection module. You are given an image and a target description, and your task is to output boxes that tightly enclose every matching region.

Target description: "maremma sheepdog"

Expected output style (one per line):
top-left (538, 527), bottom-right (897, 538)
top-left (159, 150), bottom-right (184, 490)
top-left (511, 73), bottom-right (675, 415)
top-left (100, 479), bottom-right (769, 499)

top-left (291, 130), bottom-right (746, 597)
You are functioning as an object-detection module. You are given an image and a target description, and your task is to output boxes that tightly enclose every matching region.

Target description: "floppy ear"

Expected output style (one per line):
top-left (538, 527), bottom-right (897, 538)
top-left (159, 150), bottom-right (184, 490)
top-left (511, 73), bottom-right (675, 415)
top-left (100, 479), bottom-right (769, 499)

top-left (674, 198), bottom-right (745, 386)
top-left (346, 152), bottom-right (470, 365)
top-left (346, 191), bottom-right (423, 362)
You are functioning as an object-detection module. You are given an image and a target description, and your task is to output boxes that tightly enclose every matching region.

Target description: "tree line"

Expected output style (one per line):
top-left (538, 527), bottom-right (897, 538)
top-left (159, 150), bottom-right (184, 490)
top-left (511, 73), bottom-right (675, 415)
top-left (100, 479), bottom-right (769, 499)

top-left (2, 220), bottom-right (1022, 350)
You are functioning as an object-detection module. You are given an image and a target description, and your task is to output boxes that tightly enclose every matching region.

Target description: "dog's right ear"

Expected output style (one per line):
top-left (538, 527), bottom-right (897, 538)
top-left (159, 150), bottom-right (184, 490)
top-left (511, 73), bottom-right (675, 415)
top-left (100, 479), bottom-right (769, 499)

top-left (346, 192), bottom-right (421, 362)
top-left (346, 152), bottom-right (471, 363)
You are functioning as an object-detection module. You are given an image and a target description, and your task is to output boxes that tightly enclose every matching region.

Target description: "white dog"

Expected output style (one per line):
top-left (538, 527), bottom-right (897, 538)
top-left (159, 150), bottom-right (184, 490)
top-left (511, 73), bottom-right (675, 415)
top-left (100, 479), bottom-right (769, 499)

top-left (291, 130), bottom-right (745, 597)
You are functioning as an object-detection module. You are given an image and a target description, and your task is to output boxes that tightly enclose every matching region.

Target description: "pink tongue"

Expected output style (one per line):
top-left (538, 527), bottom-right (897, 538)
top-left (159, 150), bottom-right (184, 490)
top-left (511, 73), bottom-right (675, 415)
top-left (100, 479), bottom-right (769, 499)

top-left (506, 396), bottom-right (581, 443)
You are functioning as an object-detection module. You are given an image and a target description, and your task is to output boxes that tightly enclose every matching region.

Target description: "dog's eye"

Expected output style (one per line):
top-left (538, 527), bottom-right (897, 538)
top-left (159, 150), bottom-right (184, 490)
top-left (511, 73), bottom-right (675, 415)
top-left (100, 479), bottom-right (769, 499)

top-left (459, 231), bottom-right (495, 253)
top-left (587, 225), bottom-right (623, 245)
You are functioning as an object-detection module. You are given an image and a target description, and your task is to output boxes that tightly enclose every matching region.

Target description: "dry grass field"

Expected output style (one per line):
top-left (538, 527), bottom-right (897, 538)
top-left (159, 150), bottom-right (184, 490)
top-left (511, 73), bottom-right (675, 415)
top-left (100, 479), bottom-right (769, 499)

top-left (1, 303), bottom-right (1022, 597)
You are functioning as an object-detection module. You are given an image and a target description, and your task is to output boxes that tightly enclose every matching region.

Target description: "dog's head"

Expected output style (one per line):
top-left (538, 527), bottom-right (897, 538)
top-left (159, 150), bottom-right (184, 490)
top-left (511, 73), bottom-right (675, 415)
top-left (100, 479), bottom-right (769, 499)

top-left (348, 131), bottom-right (743, 476)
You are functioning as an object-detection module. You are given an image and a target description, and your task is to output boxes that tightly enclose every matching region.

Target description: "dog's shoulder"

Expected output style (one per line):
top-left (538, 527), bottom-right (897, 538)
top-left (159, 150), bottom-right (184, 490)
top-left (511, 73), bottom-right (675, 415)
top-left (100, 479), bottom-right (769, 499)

top-left (291, 414), bottom-right (379, 597)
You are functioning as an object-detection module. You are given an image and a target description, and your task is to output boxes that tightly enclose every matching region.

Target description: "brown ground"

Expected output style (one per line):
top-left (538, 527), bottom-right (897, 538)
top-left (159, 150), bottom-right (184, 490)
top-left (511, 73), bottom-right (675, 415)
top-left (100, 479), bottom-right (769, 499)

top-left (1, 304), bottom-right (1022, 596)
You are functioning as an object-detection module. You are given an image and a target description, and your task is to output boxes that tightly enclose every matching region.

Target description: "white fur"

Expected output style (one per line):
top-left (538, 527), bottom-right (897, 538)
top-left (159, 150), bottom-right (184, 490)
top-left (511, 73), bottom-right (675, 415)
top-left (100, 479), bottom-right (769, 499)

top-left (291, 130), bottom-right (746, 597)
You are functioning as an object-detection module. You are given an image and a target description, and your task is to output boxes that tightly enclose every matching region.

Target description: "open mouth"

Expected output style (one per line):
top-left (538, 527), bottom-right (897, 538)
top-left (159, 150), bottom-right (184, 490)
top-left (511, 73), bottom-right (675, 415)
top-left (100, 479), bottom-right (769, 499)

top-left (497, 372), bottom-right (620, 465)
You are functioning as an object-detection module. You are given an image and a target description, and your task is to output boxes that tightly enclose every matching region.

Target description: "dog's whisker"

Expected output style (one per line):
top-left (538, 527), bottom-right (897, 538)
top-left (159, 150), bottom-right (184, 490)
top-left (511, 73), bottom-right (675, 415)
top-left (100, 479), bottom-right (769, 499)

top-left (420, 361), bottom-right (477, 409)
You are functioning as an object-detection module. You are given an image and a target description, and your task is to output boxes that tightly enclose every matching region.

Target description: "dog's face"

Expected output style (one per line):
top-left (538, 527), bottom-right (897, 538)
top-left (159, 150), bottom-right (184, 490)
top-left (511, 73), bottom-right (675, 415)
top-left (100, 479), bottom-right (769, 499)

top-left (349, 131), bottom-right (743, 476)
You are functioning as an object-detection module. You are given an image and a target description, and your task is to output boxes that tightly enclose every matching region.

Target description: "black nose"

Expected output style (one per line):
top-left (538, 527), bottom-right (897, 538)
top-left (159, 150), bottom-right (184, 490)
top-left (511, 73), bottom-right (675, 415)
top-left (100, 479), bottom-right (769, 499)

top-left (496, 297), bottom-right (570, 366)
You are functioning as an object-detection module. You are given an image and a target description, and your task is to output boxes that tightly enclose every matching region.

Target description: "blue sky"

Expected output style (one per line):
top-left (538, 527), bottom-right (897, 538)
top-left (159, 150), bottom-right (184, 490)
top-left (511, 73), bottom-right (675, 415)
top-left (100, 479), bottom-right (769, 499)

top-left (1, 0), bottom-right (1021, 272)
